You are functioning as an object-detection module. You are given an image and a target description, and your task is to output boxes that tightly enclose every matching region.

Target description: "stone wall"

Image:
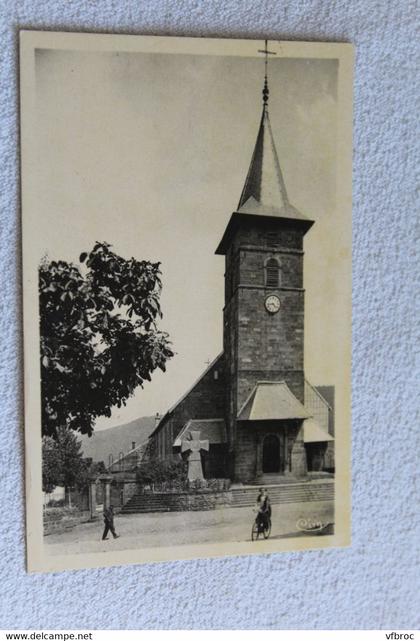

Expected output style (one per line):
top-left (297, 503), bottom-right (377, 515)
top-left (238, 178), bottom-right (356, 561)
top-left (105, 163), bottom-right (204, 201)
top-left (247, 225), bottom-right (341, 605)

top-left (150, 354), bottom-right (226, 462)
top-left (233, 422), bottom-right (257, 482)
top-left (315, 385), bottom-right (335, 472)
top-left (238, 248), bottom-right (303, 290)
top-left (232, 218), bottom-right (304, 253)
top-left (141, 490), bottom-right (233, 511)
top-left (43, 508), bottom-right (91, 536)
top-left (235, 285), bottom-right (305, 406)
top-left (204, 444), bottom-right (228, 478)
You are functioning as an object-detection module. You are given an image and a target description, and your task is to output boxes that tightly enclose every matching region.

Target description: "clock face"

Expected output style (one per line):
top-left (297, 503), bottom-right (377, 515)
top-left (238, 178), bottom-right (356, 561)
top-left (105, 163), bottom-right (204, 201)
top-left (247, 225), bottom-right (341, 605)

top-left (265, 294), bottom-right (281, 314)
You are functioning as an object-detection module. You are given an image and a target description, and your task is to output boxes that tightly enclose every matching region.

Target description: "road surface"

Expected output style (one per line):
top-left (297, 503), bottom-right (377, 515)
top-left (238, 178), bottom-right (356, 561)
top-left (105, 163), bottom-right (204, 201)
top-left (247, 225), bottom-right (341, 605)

top-left (45, 499), bottom-right (334, 556)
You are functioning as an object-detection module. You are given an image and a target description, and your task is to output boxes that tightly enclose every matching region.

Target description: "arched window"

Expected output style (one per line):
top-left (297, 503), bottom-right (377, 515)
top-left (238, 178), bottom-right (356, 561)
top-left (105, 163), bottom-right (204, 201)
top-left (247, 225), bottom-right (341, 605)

top-left (265, 258), bottom-right (280, 287)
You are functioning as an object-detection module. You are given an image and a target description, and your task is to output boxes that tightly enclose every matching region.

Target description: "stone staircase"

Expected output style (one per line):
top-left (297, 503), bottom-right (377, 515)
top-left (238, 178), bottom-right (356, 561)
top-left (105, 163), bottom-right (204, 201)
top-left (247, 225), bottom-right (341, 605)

top-left (230, 480), bottom-right (334, 508)
top-left (121, 479), bottom-right (334, 514)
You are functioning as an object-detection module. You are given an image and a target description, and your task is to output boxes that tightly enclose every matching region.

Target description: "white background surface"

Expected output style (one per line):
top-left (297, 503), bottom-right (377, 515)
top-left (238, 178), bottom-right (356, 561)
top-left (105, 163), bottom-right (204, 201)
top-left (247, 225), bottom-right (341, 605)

top-left (0, 0), bottom-right (418, 629)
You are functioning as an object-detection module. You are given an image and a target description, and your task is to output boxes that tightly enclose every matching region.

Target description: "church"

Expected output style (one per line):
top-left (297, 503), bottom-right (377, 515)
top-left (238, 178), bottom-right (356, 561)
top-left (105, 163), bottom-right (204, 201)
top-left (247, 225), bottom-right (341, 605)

top-left (147, 53), bottom-right (334, 485)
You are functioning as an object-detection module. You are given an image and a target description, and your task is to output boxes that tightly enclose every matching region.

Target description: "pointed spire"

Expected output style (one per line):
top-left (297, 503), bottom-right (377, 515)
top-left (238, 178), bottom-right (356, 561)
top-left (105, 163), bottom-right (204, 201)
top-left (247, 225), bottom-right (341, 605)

top-left (237, 40), bottom-right (309, 221)
top-left (237, 108), bottom-right (291, 216)
top-left (215, 41), bottom-right (313, 256)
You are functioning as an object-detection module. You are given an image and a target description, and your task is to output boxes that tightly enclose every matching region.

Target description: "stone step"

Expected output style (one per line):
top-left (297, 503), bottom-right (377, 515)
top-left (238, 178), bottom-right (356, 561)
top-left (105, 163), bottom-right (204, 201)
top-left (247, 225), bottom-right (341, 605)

top-left (121, 480), bottom-right (334, 514)
top-left (231, 492), bottom-right (333, 506)
top-left (125, 487), bottom-right (334, 503)
top-left (126, 484), bottom-right (333, 498)
top-left (231, 496), bottom-right (334, 506)
top-left (232, 490), bottom-right (334, 499)
top-left (125, 492), bottom-right (334, 508)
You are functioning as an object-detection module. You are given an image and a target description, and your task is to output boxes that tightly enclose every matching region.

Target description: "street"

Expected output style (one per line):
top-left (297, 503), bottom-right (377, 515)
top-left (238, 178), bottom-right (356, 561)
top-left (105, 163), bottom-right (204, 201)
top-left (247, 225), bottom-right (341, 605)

top-left (45, 499), bottom-right (334, 556)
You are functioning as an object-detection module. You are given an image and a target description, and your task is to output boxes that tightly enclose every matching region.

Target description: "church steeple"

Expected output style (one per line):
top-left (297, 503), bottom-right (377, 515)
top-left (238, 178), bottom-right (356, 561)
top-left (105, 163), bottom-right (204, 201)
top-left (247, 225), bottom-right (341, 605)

top-left (237, 40), bottom-right (291, 216)
top-left (215, 40), bottom-right (313, 256)
top-left (237, 107), bottom-right (290, 216)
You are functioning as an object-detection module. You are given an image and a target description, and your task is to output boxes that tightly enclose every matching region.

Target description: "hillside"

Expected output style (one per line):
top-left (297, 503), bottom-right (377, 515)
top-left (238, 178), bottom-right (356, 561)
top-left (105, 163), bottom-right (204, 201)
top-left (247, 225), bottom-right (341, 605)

top-left (78, 416), bottom-right (156, 464)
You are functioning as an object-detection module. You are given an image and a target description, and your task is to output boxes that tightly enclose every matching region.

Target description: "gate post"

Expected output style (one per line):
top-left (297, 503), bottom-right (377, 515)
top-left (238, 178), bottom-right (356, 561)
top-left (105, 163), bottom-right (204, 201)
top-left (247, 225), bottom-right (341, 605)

top-left (88, 478), bottom-right (97, 519)
top-left (255, 435), bottom-right (263, 479)
top-left (99, 475), bottom-right (113, 511)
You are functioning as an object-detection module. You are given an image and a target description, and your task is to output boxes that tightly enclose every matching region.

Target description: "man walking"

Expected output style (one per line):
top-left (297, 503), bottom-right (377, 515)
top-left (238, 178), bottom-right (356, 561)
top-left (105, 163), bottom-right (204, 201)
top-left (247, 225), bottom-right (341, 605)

top-left (102, 504), bottom-right (120, 540)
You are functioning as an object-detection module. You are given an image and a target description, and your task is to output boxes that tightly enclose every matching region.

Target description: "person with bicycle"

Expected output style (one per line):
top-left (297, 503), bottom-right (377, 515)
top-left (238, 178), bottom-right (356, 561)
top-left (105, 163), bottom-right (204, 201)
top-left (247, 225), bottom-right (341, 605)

top-left (255, 488), bottom-right (271, 531)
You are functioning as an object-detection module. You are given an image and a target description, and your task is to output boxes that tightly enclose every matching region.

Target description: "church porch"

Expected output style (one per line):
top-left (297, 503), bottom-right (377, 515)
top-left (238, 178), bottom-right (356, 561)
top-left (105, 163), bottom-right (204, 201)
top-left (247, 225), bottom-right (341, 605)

top-left (233, 418), bottom-right (307, 484)
top-left (232, 380), bottom-right (334, 484)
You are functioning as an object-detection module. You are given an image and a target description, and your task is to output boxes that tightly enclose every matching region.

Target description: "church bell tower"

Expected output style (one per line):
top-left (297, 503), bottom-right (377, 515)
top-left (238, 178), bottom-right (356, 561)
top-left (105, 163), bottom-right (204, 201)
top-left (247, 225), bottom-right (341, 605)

top-left (215, 42), bottom-right (315, 482)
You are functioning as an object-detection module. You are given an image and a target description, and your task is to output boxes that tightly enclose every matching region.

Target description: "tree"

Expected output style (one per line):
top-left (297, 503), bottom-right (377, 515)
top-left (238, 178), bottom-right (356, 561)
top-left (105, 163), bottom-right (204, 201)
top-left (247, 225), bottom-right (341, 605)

top-left (72, 459), bottom-right (106, 493)
top-left (42, 429), bottom-right (87, 506)
top-left (56, 427), bottom-right (85, 505)
top-left (42, 436), bottom-right (62, 494)
top-left (42, 430), bottom-right (106, 502)
top-left (39, 242), bottom-right (174, 438)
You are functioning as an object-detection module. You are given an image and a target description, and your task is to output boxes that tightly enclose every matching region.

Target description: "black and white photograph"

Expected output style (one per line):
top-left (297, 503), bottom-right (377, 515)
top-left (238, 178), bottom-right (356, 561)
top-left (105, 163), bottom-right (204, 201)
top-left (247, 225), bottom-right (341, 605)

top-left (20, 32), bottom-right (352, 572)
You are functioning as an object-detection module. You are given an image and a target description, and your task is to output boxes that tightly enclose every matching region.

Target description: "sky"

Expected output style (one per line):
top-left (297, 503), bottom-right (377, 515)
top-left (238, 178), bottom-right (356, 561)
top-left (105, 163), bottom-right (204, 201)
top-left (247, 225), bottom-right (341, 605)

top-left (33, 44), bottom-right (345, 431)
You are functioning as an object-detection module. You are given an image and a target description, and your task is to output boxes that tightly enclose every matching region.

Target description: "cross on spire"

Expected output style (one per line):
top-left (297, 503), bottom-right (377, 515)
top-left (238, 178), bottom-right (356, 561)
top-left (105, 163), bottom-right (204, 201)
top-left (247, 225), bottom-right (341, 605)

top-left (257, 39), bottom-right (277, 108)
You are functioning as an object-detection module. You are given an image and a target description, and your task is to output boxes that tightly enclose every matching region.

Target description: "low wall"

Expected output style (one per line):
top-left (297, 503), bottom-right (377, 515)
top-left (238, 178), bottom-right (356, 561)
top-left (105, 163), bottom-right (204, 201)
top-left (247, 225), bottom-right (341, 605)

top-left (123, 489), bottom-right (233, 513)
top-left (43, 508), bottom-right (91, 536)
top-left (159, 491), bottom-right (233, 511)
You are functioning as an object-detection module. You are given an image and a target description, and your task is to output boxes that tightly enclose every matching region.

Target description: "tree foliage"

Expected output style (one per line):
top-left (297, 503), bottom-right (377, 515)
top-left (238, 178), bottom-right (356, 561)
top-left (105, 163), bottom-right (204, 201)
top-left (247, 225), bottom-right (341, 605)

top-left (39, 242), bottom-right (174, 437)
top-left (42, 429), bottom-right (106, 496)
top-left (56, 427), bottom-right (85, 492)
top-left (135, 459), bottom-right (187, 486)
top-left (42, 436), bottom-right (62, 494)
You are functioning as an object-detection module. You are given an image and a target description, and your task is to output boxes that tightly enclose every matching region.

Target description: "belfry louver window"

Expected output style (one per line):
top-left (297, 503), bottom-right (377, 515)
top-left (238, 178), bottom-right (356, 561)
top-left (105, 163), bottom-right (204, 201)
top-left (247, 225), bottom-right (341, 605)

top-left (266, 258), bottom-right (280, 287)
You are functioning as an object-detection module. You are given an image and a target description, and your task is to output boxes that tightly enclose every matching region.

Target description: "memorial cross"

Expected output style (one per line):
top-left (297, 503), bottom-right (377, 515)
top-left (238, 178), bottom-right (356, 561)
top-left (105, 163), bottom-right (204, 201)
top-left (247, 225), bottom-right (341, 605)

top-left (181, 430), bottom-right (209, 481)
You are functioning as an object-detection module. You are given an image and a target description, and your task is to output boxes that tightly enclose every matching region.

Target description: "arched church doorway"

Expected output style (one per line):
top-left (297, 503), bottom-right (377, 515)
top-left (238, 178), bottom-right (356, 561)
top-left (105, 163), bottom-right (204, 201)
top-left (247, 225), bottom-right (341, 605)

top-left (262, 434), bottom-right (281, 473)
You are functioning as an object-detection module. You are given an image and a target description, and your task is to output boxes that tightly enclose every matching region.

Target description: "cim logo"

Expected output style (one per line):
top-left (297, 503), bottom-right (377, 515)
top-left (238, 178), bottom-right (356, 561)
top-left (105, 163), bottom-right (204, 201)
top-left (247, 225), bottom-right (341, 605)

top-left (296, 517), bottom-right (325, 532)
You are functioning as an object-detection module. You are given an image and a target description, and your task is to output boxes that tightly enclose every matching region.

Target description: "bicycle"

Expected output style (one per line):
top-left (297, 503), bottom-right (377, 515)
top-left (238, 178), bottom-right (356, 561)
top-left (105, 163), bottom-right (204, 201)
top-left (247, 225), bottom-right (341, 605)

top-left (251, 513), bottom-right (271, 541)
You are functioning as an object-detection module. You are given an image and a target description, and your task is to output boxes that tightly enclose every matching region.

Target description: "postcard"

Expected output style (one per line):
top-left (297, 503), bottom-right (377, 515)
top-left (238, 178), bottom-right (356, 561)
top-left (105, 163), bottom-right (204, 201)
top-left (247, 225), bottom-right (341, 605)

top-left (20, 31), bottom-right (353, 572)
